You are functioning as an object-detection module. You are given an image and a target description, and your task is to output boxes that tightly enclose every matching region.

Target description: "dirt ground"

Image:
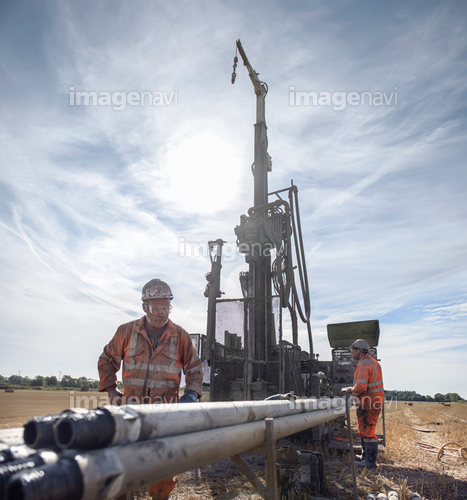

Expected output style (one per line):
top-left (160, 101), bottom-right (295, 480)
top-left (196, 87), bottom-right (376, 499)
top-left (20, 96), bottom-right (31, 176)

top-left (172, 400), bottom-right (467, 500)
top-left (0, 392), bottom-right (466, 499)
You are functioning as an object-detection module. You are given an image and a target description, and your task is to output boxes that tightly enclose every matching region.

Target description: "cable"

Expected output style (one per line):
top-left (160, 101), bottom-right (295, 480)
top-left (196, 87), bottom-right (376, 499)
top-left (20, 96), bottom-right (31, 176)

top-left (286, 186), bottom-right (313, 354)
top-left (246, 191), bottom-right (313, 354)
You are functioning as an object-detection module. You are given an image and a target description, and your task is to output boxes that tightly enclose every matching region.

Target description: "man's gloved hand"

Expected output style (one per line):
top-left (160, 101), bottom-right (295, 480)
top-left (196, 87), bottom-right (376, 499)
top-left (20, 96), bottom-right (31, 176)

top-left (179, 390), bottom-right (198, 403)
top-left (107, 386), bottom-right (124, 406)
top-left (343, 391), bottom-right (354, 407)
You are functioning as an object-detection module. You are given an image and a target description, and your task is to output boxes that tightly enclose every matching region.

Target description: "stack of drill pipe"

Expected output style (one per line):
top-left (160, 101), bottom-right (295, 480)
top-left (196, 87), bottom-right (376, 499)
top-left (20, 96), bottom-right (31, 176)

top-left (0, 397), bottom-right (345, 500)
top-left (0, 429), bottom-right (23, 447)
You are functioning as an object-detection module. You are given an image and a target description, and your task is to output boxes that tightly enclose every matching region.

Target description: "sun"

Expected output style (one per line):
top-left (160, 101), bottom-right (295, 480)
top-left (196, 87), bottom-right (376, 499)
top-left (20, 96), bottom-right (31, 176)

top-left (163, 129), bottom-right (243, 215)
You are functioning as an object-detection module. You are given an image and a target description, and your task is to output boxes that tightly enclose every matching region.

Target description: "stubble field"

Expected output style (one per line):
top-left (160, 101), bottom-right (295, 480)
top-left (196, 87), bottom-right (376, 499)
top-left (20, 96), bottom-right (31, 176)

top-left (0, 391), bottom-right (466, 499)
top-left (0, 389), bottom-right (107, 429)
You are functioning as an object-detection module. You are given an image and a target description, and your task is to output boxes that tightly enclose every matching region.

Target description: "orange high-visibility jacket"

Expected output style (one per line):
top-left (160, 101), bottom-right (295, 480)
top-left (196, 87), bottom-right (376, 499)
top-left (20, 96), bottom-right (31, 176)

top-left (351, 353), bottom-right (384, 408)
top-left (98, 317), bottom-right (203, 403)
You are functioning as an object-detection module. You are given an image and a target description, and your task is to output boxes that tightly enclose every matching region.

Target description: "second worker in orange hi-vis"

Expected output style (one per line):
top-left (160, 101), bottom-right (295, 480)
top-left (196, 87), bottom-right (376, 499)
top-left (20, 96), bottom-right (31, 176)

top-left (346, 338), bottom-right (384, 469)
top-left (98, 278), bottom-right (204, 500)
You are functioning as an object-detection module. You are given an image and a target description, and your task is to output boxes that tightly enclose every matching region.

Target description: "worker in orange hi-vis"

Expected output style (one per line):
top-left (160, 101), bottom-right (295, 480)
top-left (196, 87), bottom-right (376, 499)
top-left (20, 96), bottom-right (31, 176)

top-left (346, 339), bottom-right (384, 469)
top-left (98, 278), bottom-right (204, 500)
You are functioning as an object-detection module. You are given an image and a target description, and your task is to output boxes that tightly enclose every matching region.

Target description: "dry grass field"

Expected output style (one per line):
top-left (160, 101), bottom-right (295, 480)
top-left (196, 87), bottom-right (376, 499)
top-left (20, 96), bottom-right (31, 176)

top-left (0, 392), bottom-right (465, 499)
top-left (0, 389), bottom-right (107, 429)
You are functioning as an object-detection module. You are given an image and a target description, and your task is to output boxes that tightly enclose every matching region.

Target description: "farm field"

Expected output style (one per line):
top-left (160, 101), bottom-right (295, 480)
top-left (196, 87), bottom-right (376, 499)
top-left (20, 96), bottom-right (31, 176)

top-left (0, 389), bottom-right (107, 429)
top-left (0, 393), bottom-right (465, 499)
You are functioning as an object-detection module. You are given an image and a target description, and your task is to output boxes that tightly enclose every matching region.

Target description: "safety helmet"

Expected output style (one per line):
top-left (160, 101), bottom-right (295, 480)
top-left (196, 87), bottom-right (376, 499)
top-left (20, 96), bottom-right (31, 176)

top-left (141, 279), bottom-right (173, 301)
top-left (350, 339), bottom-right (370, 350)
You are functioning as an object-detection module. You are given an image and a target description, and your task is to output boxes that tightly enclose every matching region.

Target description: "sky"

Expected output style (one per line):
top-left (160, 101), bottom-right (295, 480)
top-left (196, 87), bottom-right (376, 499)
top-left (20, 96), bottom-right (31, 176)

top-left (0, 0), bottom-right (466, 398)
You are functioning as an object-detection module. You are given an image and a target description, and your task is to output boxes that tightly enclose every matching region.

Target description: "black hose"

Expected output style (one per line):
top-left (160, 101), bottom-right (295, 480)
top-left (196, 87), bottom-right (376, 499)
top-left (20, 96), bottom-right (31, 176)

top-left (251, 189), bottom-right (313, 354)
top-left (288, 186), bottom-right (313, 354)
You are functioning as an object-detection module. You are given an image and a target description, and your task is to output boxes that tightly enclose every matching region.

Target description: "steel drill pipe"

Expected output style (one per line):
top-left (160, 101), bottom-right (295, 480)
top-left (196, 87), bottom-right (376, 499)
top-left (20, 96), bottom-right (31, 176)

top-left (0, 429), bottom-right (24, 448)
top-left (0, 450), bottom-right (59, 499)
top-left (53, 397), bottom-right (345, 450)
top-left (23, 408), bottom-right (91, 450)
top-left (0, 445), bottom-right (34, 465)
top-left (6, 404), bottom-right (345, 500)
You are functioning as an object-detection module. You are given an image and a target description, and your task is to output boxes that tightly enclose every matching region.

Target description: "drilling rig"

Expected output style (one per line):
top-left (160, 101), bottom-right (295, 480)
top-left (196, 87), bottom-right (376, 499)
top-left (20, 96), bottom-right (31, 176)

top-left (200, 39), bottom-right (316, 402)
top-left (202, 41), bottom-right (382, 415)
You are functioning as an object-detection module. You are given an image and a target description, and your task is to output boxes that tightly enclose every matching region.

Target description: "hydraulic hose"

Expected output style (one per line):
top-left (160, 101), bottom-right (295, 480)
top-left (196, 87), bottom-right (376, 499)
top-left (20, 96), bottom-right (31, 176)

top-left (288, 185), bottom-right (313, 354)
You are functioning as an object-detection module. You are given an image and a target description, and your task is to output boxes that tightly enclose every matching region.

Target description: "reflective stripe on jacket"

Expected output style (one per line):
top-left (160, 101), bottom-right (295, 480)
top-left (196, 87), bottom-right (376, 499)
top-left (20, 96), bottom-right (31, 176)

top-left (351, 353), bottom-right (384, 407)
top-left (98, 317), bottom-right (203, 403)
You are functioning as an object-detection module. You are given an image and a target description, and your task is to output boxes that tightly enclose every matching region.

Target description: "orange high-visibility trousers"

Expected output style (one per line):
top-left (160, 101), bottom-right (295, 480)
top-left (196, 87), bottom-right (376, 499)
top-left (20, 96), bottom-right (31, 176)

top-left (147, 476), bottom-right (178, 498)
top-left (356, 406), bottom-right (381, 441)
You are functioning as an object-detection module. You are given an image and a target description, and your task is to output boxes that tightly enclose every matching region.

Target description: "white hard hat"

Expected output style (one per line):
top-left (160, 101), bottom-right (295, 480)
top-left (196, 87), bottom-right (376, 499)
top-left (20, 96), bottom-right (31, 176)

top-left (350, 339), bottom-right (370, 350)
top-left (141, 279), bottom-right (173, 301)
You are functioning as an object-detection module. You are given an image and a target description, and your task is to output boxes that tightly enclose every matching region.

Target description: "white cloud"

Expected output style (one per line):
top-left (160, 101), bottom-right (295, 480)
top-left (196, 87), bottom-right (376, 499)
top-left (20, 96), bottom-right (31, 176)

top-left (422, 300), bottom-right (467, 323)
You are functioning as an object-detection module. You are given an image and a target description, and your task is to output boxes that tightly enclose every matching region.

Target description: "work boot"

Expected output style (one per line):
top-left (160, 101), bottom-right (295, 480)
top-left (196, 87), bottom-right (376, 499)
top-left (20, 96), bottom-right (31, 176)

top-left (355, 440), bottom-right (366, 463)
top-left (356, 441), bottom-right (378, 469)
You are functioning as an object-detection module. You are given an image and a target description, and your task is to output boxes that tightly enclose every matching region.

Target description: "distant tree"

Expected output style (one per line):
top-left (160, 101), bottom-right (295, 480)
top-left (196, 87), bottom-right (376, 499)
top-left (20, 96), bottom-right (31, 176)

top-left (8, 375), bottom-right (23, 386)
top-left (0, 375), bottom-right (5, 383)
top-left (78, 377), bottom-right (89, 392)
top-left (60, 375), bottom-right (77, 388)
top-left (379, 390), bottom-right (463, 403)
top-left (446, 393), bottom-right (462, 402)
top-left (87, 379), bottom-right (99, 390)
top-left (45, 376), bottom-right (58, 386)
top-left (30, 375), bottom-right (45, 387)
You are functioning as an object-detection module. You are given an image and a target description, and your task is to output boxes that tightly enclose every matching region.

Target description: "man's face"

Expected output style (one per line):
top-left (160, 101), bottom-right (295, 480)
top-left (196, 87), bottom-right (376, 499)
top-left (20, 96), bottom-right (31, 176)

top-left (143, 298), bottom-right (171, 329)
top-left (351, 347), bottom-right (361, 361)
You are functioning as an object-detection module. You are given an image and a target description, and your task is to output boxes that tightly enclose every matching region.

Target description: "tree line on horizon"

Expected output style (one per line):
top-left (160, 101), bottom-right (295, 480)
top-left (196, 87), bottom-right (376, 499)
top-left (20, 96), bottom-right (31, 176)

top-left (1, 374), bottom-right (464, 402)
top-left (384, 389), bottom-right (464, 403)
top-left (0, 374), bottom-right (101, 391)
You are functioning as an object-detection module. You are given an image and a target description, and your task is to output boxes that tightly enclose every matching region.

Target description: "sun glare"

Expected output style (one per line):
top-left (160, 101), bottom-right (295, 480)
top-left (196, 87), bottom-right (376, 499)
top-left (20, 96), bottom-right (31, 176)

top-left (163, 131), bottom-right (242, 214)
